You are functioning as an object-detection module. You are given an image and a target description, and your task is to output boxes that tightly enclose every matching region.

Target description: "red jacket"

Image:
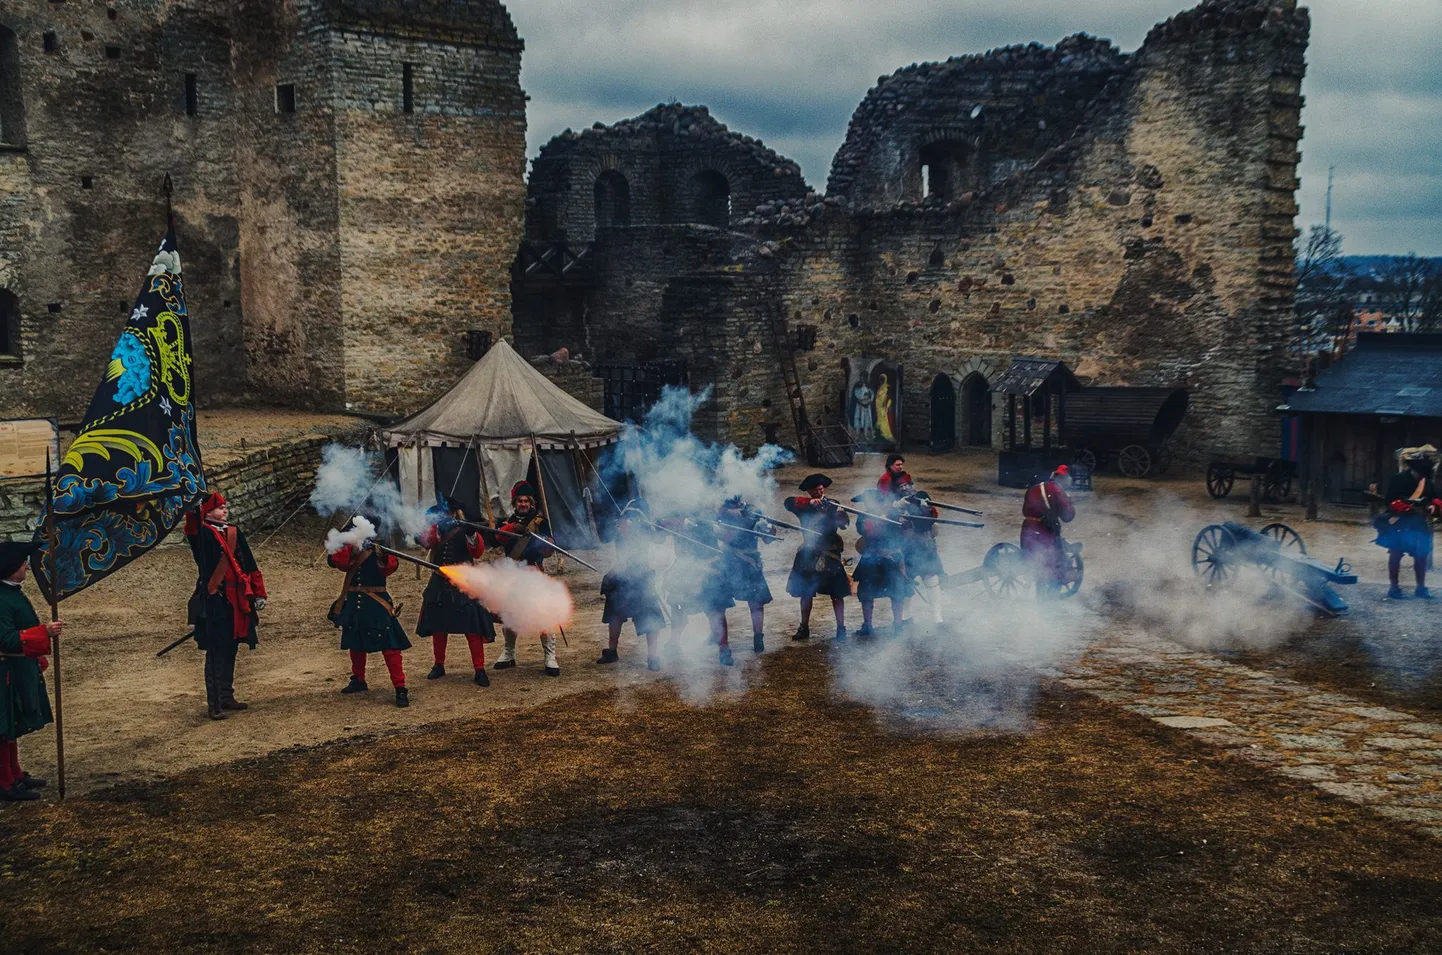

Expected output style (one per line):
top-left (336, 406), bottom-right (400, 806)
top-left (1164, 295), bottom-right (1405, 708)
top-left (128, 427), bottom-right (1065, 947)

top-left (1023, 480), bottom-right (1075, 528)
top-left (327, 545), bottom-right (400, 576)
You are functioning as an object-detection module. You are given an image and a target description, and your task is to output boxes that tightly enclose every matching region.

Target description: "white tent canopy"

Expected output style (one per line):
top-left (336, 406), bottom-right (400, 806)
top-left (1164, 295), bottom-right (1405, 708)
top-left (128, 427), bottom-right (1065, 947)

top-left (385, 340), bottom-right (622, 542)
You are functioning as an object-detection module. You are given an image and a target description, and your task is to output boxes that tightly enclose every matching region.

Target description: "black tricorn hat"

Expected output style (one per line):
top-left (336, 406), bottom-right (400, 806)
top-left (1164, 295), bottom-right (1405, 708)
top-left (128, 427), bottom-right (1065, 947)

top-left (0, 540), bottom-right (38, 580)
top-left (511, 482), bottom-right (537, 501)
top-left (798, 473), bottom-right (832, 491)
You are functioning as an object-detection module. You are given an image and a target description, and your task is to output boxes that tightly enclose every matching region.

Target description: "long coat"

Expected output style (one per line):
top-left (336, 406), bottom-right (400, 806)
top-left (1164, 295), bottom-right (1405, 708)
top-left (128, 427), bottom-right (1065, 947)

top-left (0, 584), bottom-right (53, 741)
top-left (416, 525), bottom-right (493, 638)
top-left (328, 545), bottom-right (413, 653)
top-left (186, 516), bottom-right (266, 651)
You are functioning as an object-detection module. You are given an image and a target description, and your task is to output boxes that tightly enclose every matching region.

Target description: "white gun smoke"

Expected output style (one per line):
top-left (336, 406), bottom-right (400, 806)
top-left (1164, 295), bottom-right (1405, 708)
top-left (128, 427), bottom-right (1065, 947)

top-left (323, 516), bottom-right (377, 555)
top-left (310, 444), bottom-right (432, 539)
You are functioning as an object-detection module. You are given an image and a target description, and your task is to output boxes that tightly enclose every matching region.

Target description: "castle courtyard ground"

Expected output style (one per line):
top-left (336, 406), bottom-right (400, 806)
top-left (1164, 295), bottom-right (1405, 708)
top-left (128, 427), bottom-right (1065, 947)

top-left (1, 449), bottom-right (1440, 952)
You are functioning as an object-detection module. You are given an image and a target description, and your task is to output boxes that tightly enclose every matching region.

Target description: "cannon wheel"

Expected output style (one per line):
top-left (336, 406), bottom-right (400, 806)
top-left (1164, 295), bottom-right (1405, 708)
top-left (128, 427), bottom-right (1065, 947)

top-left (980, 542), bottom-right (1028, 598)
top-left (1206, 465), bottom-right (1235, 499)
top-left (1259, 522), bottom-right (1307, 556)
top-left (1118, 444), bottom-right (1152, 478)
top-left (1073, 448), bottom-right (1098, 472)
top-left (1265, 472), bottom-right (1294, 503)
top-left (1191, 524), bottom-right (1237, 587)
top-left (1058, 546), bottom-right (1085, 600)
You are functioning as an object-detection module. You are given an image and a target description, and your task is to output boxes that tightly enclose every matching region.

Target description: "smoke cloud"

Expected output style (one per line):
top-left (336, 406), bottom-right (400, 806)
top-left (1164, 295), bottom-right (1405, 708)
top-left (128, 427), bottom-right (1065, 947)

top-left (442, 560), bottom-right (575, 636)
top-left (323, 516), bottom-right (377, 555)
top-left (310, 444), bottom-right (431, 539)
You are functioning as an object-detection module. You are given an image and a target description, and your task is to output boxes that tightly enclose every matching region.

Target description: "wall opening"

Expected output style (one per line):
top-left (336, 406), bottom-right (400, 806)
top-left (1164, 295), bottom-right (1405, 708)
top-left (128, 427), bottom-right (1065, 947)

top-left (593, 170), bottom-right (631, 228)
top-left (0, 25), bottom-right (24, 146)
top-left (961, 372), bottom-right (992, 447)
top-left (43, 32), bottom-right (57, 54)
top-left (929, 374), bottom-right (956, 452)
top-left (402, 62), bottom-right (414, 114)
top-left (275, 83), bottom-right (296, 114)
top-left (918, 140), bottom-right (971, 202)
top-left (0, 289), bottom-right (19, 359)
top-left (184, 73), bottom-right (198, 116)
top-left (688, 170), bottom-right (731, 229)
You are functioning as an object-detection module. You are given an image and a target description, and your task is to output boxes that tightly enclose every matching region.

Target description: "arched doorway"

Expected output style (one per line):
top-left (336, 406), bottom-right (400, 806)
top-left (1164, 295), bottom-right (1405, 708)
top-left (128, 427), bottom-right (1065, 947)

top-left (961, 373), bottom-right (992, 446)
top-left (593, 170), bottom-right (631, 229)
top-left (929, 374), bottom-right (955, 452)
top-left (689, 170), bottom-right (730, 228)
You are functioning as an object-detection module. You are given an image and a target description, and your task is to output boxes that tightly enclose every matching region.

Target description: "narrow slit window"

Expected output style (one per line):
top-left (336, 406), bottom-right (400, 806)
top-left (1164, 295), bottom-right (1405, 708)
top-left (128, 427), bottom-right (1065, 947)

top-left (276, 83), bottom-right (296, 114)
top-left (0, 290), bottom-right (16, 358)
top-left (402, 63), bottom-right (414, 114)
top-left (43, 32), bottom-right (57, 53)
top-left (104, 45), bottom-right (121, 60)
top-left (185, 73), bottom-right (198, 116)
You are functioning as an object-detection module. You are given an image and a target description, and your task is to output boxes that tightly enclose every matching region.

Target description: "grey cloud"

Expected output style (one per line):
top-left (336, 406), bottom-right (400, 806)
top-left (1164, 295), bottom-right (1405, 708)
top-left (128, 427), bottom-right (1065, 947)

top-left (508, 0), bottom-right (1441, 254)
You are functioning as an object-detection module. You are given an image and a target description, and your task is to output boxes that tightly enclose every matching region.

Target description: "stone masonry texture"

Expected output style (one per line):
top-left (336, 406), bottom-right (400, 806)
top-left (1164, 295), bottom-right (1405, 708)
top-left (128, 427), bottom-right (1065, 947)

top-left (515, 0), bottom-right (1309, 457)
top-left (0, 0), bottom-right (525, 421)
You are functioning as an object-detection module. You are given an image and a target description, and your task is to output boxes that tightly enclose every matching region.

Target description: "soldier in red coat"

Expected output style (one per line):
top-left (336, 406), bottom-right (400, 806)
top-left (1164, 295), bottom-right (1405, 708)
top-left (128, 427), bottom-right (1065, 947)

top-left (877, 453), bottom-right (910, 497)
top-left (184, 492), bottom-right (267, 720)
top-left (0, 541), bottom-right (58, 801)
top-left (417, 499), bottom-right (493, 686)
top-left (1020, 466), bottom-right (1076, 595)
top-left (490, 483), bottom-right (561, 676)
top-left (784, 473), bottom-right (851, 642)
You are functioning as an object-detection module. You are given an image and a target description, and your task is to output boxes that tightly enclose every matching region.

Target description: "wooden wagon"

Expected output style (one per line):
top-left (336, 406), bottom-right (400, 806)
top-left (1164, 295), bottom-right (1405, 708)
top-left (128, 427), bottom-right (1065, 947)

top-left (1204, 456), bottom-right (1297, 502)
top-left (1066, 387), bottom-right (1190, 478)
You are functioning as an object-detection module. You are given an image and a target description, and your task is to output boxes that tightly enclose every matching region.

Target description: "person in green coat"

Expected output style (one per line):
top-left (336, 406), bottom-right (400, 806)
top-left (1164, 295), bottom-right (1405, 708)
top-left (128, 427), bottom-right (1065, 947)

top-left (0, 540), bottom-right (60, 801)
top-left (327, 519), bottom-right (412, 708)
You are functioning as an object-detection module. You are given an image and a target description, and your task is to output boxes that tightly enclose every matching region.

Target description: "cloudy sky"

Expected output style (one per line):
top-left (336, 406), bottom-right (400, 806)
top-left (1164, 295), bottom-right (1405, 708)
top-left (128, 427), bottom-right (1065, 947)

top-left (506, 0), bottom-right (1441, 256)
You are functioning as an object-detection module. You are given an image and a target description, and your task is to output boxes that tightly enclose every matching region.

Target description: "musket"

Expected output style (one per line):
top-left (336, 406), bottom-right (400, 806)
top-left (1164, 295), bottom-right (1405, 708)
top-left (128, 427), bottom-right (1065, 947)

top-left (455, 519), bottom-right (601, 572)
top-left (928, 500), bottom-right (984, 517)
top-left (762, 515), bottom-right (828, 539)
top-left (908, 515), bottom-right (985, 529)
top-left (156, 630), bottom-right (197, 658)
top-left (833, 501), bottom-right (904, 526)
top-left (646, 518), bottom-right (726, 556)
top-left (713, 520), bottom-right (781, 543)
top-left (375, 544), bottom-right (442, 572)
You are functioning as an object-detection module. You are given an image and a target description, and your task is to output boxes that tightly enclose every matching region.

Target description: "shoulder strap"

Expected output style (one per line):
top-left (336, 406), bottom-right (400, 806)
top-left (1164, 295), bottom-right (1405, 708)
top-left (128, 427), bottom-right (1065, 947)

top-left (331, 549), bottom-right (367, 616)
top-left (205, 525), bottom-right (242, 595)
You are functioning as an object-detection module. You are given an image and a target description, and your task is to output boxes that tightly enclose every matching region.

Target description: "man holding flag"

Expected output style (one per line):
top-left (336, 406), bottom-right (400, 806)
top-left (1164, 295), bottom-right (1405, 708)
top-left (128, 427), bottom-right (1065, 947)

top-left (31, 219), bottom-right (211, 787)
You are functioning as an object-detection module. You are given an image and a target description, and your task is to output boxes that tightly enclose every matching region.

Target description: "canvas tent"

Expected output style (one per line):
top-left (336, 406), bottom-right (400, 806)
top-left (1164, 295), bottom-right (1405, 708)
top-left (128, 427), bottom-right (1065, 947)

top-left (385, 340), bottom-right (622, 547)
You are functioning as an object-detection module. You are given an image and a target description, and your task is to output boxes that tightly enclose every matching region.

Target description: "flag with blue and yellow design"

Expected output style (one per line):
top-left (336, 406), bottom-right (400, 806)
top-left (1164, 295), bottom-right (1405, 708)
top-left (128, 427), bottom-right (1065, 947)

top-left (31, 226), bottom-right (207, 602)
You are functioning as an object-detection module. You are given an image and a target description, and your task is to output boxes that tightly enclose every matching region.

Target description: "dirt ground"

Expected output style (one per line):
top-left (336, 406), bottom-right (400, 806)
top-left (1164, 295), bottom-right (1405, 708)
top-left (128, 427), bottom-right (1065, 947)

top-left (1, 448), bottom-right (1439, 951)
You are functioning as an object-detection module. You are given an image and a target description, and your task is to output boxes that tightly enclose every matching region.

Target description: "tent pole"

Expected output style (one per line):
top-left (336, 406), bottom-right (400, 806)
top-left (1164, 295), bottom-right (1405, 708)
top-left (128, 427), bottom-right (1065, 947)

top-left (530, 434), bottom-right (564, 580)
top-left (475, 440), bottom-right (496, 526)
top-left (569, 430), bottom-right (599, 539)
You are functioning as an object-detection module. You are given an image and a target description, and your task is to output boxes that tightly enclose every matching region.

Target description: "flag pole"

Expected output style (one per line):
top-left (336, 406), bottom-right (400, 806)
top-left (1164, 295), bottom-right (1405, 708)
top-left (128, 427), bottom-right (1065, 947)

top-left (43, 450), bottom-right (65, 800)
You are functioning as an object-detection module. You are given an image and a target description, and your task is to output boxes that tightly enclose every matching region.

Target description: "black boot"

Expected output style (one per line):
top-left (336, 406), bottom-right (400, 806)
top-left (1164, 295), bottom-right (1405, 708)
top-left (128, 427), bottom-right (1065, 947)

top-left (718, 647), bottom-right (734, 667)
top-left (427, 663), bottom-right (446, 680)
top-left (753, 633), bottom-right (765, 654)
top-left (395, 687), bottom-right (410, 708)
top-left (791, 625), bottom-right (810, 642)
top-left (474, 668), bottom-right (490, 688)
top-left (17, 773), bottom-right (47, 790)
top-left (341, 676), bottom-right (369, 694)
top-left (647, 656), bottom-right (662, 672)
top-left (220, 698), bottom-right (248, 711)
top-left (856, 623), bottom-right (874, 639)
top-left (0, 786), bottom-right (40, 802)
top-left (207, 700), bottom-right (228, 720)
top-left (597, 647), bottom-right (619, 665)
top-left (834, 626), bottom-right (848, 644)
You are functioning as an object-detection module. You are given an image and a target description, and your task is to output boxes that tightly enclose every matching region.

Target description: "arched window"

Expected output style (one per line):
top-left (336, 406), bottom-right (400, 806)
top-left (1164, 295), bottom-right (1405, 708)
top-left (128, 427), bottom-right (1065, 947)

top-left (0, 25), bottom-right (24, 146)
top-left (593, 171), bottom-right (631, 229)
top-left (0, 289), bottom-right (20, 359)
top-left (689, 170), bottom-right (730, 229)
top-left (919, 140), bottom-right (970, 201)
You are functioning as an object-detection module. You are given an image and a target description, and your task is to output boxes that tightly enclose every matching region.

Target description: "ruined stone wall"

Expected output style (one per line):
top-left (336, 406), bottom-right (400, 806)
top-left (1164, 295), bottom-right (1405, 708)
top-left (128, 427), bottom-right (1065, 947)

top-left (0, 0), bottom-right (244, 420)
top-left (330, 20), bottom-right (526, 416)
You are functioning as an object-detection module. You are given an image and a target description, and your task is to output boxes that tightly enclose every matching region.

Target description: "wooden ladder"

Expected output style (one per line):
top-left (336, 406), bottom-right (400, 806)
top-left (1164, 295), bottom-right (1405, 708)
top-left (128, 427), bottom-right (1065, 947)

top-left (764, 304), bottom-right (815, 461)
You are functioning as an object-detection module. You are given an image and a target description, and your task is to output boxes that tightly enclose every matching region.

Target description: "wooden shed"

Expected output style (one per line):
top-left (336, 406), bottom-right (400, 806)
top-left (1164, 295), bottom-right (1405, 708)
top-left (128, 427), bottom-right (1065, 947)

top-left (1284, 333), bottom-right (1442, 505)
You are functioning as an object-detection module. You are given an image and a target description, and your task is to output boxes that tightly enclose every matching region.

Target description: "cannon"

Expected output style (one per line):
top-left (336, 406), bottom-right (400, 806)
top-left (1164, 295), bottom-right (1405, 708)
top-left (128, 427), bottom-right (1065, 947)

top-left (1190, 521), bottom-right (1356, 616)
top-left (944, 539), bottom-right (1084, 600)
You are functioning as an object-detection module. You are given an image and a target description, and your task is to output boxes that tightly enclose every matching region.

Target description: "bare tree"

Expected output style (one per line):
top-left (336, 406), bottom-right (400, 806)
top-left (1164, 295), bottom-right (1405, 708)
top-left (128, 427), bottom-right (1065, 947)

top-left (1379, 252), bottom-right (1439, 332)
top-left (1293, 224), bottom-right (1348, 356)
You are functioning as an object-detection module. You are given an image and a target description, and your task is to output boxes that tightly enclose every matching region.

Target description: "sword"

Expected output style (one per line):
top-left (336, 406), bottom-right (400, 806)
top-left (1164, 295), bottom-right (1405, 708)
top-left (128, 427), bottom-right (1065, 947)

top-left (156, 630), bottom-right (197, 658)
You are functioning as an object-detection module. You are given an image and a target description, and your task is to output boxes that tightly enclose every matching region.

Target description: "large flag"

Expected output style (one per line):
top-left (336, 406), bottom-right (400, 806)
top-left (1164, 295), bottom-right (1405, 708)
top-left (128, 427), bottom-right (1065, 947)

top-left (31, 226), bottom-right (207, 602)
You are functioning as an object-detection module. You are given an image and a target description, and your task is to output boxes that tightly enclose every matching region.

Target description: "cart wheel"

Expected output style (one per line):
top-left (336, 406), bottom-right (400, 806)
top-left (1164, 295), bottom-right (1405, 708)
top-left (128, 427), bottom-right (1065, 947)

top-left (1058, 545), bottom-right (1084, 599)
top-left (1118, 444), bottom-right (1152, 478)
top-left (1206, 466), bottom-right (1235, 499)
top-left (981, 542), bottom-right (1028, 599)
top-left (1073, 448), bottom-right (1098, 472)
top-left (1265, 473), bottom-right (1294, 503)
top-left (1152, 446), bottom-right (1174, 475)
top-left (1191, 524), bottom-right (1237, 587)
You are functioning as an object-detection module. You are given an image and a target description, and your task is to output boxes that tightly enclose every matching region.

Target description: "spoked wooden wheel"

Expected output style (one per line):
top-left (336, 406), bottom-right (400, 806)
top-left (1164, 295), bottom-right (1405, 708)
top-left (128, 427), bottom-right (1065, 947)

top-left (1259, 522), bottom-right (1306, 555)
top-left (1073, 448), bottom-right (1098, 471)
top-left (981, 542), bottom-right (1028, 598)
top-left (1058, 547), bottom-right (1084, 599)
top-left (1118, 444), bottom-right (1152, 478)
top-left (1191, 524), bottom-right (1237, 588)
top-left (1266, 473), bottom-right (1294, 503)
top-left (1206, 465), bottom-right (1235, 499)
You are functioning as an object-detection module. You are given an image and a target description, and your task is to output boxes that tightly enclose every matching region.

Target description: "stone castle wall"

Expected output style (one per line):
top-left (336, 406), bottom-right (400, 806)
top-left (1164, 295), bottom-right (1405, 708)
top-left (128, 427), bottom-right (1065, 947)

top-left (0, 0), bottom-right (526, 422)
